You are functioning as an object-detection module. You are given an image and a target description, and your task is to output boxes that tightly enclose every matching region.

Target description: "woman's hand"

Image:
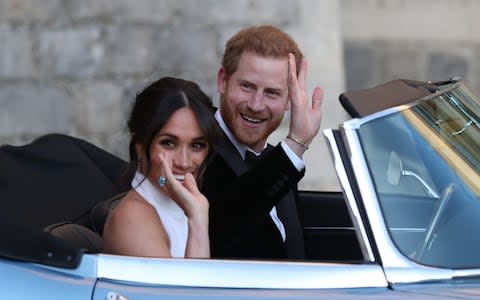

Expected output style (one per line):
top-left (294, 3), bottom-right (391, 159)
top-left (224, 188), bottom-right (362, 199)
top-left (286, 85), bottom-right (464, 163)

top-left (157, 153), bottom-right (209, 220)
top-left (158, 153), bottom-right (210, 258)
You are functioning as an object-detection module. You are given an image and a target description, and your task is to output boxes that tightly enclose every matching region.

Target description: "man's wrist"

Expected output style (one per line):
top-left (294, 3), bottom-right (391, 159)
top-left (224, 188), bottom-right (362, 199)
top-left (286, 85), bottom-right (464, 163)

top-left (286, 134), bottom-right (309, 150)
top-left (283, 135), bottom-right (307, 158)
top-left (280, 140), bottom-right (305, 171)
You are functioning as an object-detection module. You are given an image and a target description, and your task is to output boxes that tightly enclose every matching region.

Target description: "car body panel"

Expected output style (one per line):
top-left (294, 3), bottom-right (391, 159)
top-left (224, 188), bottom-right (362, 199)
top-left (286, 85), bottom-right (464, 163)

top-left (0, 258), bottom-right (95, 300)
top-left (93, 282), bottom-right (441, 300)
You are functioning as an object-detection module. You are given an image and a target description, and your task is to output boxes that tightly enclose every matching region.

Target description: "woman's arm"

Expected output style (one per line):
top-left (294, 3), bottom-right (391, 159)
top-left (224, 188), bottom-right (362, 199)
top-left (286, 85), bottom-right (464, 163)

top-left (185, 212), bottom-right (210, 258)
top-left (103, 191), bottom-right (172, 258)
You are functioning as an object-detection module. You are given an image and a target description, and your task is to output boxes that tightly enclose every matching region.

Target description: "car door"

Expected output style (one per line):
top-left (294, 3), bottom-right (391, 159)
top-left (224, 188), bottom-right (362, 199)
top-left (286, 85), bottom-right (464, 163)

top-left (298, 190), bottom-right (362, 261)
top-left (92, 254), bottom-right (390, 300)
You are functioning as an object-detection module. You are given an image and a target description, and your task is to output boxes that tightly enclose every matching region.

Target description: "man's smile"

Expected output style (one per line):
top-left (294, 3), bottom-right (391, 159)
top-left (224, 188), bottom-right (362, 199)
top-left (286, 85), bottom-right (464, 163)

top-left (240, 113), bottom-right (265, 124)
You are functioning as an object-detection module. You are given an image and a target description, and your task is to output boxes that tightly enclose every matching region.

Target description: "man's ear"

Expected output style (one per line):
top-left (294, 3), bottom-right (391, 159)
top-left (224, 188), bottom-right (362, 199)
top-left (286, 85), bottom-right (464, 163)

top-left (217, 67), bottom-right (228, 93)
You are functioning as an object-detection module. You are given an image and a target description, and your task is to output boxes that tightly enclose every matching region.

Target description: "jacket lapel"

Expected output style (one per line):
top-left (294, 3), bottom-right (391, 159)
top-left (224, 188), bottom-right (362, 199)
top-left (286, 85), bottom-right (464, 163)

top-left (215, 129), bottom-right (248, 176)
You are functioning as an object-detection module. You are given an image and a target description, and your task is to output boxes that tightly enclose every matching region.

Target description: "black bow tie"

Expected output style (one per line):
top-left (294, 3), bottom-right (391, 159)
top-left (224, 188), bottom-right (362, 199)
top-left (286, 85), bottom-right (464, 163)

top-left (244, 150), bottom-right (263, 168)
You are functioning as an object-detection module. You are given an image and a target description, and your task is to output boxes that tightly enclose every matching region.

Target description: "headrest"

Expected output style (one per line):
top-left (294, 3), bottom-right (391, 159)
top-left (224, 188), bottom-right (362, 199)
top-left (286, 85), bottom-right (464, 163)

top-left (44, 222), bottom-right (102, 253)
top-left (90, 192), bottom-right (126, 236)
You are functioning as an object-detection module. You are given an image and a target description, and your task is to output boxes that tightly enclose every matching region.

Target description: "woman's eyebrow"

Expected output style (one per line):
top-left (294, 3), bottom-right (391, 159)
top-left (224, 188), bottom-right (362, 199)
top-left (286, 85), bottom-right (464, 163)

top-left (157, 133), bottom-right (178, 139)
top-left (192, 136), bottom-right (207, 141)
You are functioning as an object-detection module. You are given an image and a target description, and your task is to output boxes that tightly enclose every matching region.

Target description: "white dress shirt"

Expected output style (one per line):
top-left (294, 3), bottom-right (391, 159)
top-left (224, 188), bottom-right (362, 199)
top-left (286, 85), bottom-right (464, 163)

top-left (214, 110), bottom-right (305, 242)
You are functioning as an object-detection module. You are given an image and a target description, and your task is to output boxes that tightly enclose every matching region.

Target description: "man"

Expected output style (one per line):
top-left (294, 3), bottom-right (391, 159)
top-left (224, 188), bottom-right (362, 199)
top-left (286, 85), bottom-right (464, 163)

top-left (202, 25), bottom-right (323, 259)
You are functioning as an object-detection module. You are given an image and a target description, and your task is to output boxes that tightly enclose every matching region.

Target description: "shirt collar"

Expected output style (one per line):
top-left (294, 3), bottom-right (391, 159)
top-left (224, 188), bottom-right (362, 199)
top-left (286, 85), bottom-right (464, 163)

top-left (215, 110), bottom-right (265, 159)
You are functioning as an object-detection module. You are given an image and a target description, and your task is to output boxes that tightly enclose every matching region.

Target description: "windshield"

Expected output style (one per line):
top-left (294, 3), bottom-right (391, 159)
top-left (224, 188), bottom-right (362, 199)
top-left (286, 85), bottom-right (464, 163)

top-left (358, 81), bottom-right (480, 269)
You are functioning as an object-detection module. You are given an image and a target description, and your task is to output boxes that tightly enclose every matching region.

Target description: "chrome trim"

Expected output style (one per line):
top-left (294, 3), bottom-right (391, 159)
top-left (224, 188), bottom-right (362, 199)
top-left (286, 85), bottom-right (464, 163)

top-left (385, 266), bottom-right (453, 284)
top-left (97, 254), bottom-right (387, 289)
top-left (345, 106), bottom-right (412, 129)
top-left (454, 269), bottom-right (480, 279)
top-left (304, 226), bottom-right (355, 231)
top-left (389, 228), bottom-right (425, 233)
top-left (324, 129), bottom-right (375, 262)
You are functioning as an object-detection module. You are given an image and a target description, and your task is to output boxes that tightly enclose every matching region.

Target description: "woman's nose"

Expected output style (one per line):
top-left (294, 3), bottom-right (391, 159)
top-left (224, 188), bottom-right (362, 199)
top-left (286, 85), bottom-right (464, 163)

top-left (173, 147), bottom-right (191, 169)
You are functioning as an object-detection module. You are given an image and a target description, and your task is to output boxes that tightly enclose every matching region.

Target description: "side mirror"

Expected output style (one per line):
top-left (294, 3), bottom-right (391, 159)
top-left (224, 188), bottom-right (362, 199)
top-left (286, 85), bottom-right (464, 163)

top-left (386, 150), bottom-right (439, 197)
top-left (387, 151), bottom-right (401, 185)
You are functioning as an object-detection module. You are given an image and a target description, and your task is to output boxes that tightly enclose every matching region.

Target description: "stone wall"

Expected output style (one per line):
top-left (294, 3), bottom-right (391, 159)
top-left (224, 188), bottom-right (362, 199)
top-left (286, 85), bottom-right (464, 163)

top-left (0, 0), bottom-right (346, 191)
top-left (341, 0), bottom-right (480, 95)
top-left (3, 0), bottom-right (479, 192)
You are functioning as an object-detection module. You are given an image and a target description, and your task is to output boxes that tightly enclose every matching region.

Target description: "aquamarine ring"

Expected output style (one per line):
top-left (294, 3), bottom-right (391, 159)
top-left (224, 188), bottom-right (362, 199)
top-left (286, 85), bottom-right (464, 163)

top-left (158, 176), bottom-right (167, 187)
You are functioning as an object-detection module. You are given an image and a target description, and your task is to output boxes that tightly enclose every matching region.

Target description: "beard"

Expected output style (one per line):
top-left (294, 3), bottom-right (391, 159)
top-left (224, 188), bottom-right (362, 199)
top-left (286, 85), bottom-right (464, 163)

top-left (220, 96), bottom-right (284, 151)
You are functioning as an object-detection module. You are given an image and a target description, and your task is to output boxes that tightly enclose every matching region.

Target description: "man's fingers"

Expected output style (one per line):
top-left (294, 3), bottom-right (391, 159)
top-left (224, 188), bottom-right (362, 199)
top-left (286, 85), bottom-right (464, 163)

top-left (288, 53), bottom-right (304, 108)
top-left (312, 87), bottom-right (324, 111)
top-left (297, 58), bottom-right (307, 93)
top-left (288, 53), bottom-right (297, 81)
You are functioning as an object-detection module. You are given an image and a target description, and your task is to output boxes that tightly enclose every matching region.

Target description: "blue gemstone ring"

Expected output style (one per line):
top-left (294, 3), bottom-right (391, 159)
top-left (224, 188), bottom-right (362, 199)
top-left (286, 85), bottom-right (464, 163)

top-left (158, 176), bottom-right (167, 187)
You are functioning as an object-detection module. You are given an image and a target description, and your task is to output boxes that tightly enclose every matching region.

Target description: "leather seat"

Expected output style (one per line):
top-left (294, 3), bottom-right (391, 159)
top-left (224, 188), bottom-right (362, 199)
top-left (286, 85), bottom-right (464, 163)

top-left (90, 192), bottom-right (126, 236)
top-left (44, 222), bottom-right (103, 253)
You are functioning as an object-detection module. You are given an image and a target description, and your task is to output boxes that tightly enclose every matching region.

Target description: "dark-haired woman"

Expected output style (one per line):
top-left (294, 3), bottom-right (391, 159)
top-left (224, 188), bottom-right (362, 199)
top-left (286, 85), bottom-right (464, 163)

top-left (103, 77), bottom-right (218, 258)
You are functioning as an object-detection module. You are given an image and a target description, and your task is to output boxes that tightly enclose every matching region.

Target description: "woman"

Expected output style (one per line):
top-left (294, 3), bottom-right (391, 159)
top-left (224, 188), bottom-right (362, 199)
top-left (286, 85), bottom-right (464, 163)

top-left (103, 77), bottom-right (218, 258)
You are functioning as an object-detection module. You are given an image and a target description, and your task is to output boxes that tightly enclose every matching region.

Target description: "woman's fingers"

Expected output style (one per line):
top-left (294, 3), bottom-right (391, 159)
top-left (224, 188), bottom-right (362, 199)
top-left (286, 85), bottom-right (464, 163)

top-left (157, 153), bottom-right (173, 186)
top-left (156, 153), bottom-right (207, 217)
top-left (183, 173), bottom-right (200, 194)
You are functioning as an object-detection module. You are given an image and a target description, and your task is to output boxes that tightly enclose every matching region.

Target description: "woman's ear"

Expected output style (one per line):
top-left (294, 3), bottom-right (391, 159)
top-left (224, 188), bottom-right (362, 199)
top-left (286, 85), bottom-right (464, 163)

top-left (135, 143), bottom-right (141, 155)
top-left (135, 143), bottom-right (146, 173)
top-left (135, 143), bottom-right (145, 161)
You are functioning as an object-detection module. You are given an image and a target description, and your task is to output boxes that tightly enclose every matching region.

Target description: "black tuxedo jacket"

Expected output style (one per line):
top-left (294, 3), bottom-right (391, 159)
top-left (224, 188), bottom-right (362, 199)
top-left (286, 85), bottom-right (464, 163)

top-left (202, 130), bottom-right (306, 259)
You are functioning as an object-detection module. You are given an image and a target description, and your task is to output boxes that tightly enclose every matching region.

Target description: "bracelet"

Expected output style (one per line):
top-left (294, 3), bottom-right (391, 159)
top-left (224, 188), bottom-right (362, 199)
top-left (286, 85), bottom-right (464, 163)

top-left (286, 135), bottom-right (309, 150)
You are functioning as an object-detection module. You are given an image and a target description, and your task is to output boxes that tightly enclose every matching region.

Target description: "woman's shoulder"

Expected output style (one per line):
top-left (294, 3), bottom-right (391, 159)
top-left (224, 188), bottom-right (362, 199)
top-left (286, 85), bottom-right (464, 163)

top-left (119, 190), bottom-right (156, 214)
top-left (105, 191), bottom-right (157, 228)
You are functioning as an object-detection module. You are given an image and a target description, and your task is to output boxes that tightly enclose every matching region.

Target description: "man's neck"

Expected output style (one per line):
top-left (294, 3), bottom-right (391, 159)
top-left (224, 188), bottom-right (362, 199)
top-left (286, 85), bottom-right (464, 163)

top-left (215, 110), bottom-right (265, 159)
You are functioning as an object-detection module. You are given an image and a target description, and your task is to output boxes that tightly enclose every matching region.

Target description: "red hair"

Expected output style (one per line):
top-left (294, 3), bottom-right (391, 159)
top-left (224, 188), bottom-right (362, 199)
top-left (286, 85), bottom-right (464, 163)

top-left (221, 25), bottom-right (303, 76)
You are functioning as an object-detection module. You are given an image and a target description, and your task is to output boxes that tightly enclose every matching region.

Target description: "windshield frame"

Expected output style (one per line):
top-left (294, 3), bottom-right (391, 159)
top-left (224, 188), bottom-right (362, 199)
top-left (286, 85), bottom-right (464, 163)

top-left (332, 78), bottom-right (480, 283)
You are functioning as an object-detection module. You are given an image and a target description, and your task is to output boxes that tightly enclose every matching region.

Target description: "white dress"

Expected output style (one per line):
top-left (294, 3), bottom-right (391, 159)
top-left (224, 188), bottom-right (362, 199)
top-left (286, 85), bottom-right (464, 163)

top-left (132, 171), bottom-right (188, 258)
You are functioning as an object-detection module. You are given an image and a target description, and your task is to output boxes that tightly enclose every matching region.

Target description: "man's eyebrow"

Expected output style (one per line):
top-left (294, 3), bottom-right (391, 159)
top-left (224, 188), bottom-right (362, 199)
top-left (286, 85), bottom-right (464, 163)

top-left (265, 87), bottom-right (283, 94)
top-left (238, 79), bottom-right (255, 86)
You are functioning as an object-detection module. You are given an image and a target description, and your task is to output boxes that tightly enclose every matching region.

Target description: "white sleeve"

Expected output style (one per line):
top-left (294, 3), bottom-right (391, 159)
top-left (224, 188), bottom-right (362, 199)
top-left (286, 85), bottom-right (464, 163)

top-left (280, 141), bottom-right (305, 171)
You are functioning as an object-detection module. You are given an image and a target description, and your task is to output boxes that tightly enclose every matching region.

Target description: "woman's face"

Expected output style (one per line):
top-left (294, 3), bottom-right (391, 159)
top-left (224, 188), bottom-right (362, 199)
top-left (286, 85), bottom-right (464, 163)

top-left (144, 107), bottom-right (209, 190)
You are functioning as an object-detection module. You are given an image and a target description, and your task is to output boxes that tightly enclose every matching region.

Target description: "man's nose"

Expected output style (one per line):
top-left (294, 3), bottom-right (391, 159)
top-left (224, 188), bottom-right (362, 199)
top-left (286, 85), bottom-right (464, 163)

top-left (247, 91), bottom-right (265, 112)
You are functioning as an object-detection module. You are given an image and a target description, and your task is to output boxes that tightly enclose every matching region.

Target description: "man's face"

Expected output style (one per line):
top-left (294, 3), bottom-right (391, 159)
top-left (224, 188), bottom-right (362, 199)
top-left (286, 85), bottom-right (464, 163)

top-left (218, 51), bottom-right (290, 152)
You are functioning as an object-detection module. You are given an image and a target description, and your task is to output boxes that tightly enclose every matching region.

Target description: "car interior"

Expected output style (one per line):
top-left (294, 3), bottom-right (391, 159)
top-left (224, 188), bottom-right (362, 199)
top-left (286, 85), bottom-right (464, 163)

top-left (0, 133), bottom-right (363, 266)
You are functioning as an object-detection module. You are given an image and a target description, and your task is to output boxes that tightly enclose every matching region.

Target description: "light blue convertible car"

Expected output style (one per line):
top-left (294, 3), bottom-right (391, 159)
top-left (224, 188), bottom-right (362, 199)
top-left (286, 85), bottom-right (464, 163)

top-left (1, 77), bottom-right (480, 299)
